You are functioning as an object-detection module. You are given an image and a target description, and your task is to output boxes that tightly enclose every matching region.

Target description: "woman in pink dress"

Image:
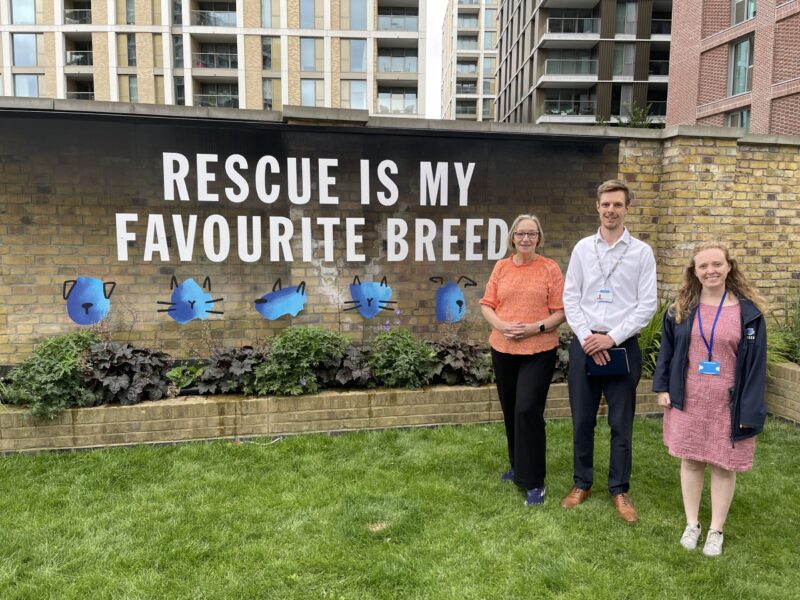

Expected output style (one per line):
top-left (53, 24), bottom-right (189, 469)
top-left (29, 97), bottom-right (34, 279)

top-left (653, 242), bottom-right (768, 557)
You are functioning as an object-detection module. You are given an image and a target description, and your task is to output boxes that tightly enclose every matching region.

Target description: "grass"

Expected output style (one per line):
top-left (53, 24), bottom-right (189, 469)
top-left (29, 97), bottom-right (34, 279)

top-left (1, 417), bottom-right (799, 599)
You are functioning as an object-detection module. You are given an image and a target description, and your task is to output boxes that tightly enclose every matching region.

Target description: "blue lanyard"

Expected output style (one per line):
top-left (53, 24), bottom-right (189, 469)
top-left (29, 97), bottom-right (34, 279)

top-left (696, 289), bottom-right (727, 362)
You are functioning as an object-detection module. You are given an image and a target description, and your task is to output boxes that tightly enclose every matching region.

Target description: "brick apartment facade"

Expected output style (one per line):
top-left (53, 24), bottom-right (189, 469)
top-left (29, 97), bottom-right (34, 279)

top-left (667, 0), bottom-right (800, 134)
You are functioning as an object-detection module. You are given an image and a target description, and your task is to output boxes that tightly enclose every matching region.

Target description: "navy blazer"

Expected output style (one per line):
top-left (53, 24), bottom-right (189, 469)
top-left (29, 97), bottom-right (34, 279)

top-left (652, 297), bottom-right (767, 442)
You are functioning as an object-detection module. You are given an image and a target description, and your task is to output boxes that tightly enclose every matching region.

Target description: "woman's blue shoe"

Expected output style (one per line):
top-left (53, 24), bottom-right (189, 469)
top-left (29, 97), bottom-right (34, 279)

top-left (525, 487), bottom-right (546, 506)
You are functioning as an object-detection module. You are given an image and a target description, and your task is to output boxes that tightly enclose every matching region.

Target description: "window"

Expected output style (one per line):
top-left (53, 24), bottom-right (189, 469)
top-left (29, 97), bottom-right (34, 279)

top-left (378, 48), bottom-right (418, 73)
top-left (342, 0), bottom-right (367, 30)
top-left (342, 39), bottom-right (366, 72)
top-left (119, 75), bottom-right (137, 102)
top-left (300, 38), bottom-right (322, 72)
top-left (197, 43), bottom-right (237, 68)
top-left (172, 0), bottom-right (182, 25)
top-left (300, 0), bottom-right (322, 28)
top-left (484, 9), bottom-right (496, 27)
top-left (377, 87), bottom-right (417, 114)
top-left (727, 108), bottom-right (750, 131)
top-left (262, 0), bottom-right (278, 27)
top-left (126, 0), bottom-right (135, 24)
top-left (175, 76), bottom-right (185, 105)
top-left (456, 60), bottom-right (477, 75)
top-left (457, 35), bottom-right (478, 50)
top-left (483, 57), bottom-right (496, 76)
top-left (612, 43), bottom-right (635, 76)
top-left (482, 98), bottom-right (494, 118)
top-left (615, 1), bottom-right (637, 35)
top-left (14, 74), bottom-right (39, 97)
top-left (733, 0), bottom-right (756, 25)
top-left (456, 81), bottom-right (476, 94)
top-left (456, 99), bottom-right (476, 116)
top-left (262, 37), bottom-right (275, 69)
top-left (377, 7), bottom-right (418, 31)
top-left (11, 0), bottom-right (35, 24)
top-left (458, 14), bottom-right (478, 28)
top-left (263, 78), bottom-right (281, 110)
top-left (483, 78), bottom-right (495, 94)
top-left (301, 79), bottom-right (323, 107)
top-left (127, 34), bottom-right (137, 67)
top-left (341, 80), bottom-right (367, 109)
top-left (731, 37), bottom-right (753, 95)
top-left (173, 35), bottom-right (183, 68)
top-left (13, 34), bottom-right (37, 66)
top-left (483, 31), bottom-right (497, 50)
top-left (197, 82), bottom-right (238, 107)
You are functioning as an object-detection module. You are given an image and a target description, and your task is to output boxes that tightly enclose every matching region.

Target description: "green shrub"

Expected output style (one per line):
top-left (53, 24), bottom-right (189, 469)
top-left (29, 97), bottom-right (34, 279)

top-left (638, 299), bottom-right (670, 379)
top-left (431, 335), bottom-right (493, 386)
top-left (318, 345), bottom-right (373, 389)
top-left (251, 327), bottom-right (349, 395)
top-left (83, 342), bottom-right (172, 405)
top-left (167, 364), bottom-right (205, 390)
top-left (369, 329), bottom-right (438, 389)
top-left (4, 330), bottom-right (99, 420)
top-left (199, 346), bottom-right (266, 395)
top-left (769, 294), bottom-right (800, 366)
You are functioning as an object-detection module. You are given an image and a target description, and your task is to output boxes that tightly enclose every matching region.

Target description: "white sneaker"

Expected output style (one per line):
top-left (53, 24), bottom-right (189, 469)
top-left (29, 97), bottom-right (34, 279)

top-left (680, 523), bottom-right (702, 550)
top-left (703, 529), bottom-right (724, 557)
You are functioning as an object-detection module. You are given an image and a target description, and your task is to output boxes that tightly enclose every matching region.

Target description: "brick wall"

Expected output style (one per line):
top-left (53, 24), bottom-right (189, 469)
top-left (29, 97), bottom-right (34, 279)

top-left (698, 46), bottom-right (729, 106)
top-left (767, 363), bottom-right (800, 423)
top-left (0, 382), bottom-right (661, 453)
top-left (771, 94), bottom-right (800, 135)
top-left (700, 0), bottom-right (730, 39)
top-left (773, 12), bottom-right (800, 83)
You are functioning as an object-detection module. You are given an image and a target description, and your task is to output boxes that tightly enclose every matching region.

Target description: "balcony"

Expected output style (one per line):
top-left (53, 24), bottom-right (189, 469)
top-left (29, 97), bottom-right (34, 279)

top-left (193, 52), bottom-right (238, 69)
top-left (456, 82), bottom-right (477, 94)
top-left (194, 94), bottom-right (239, 108)
top-left (542, 18), bottom-right (600, 49)
top-left (65, 51), bottom-right (93, 66)
top-left (545, 59), bottom-right (597, 75)
top-left (648, 101), bottom-right (667, 116)
top-left (456, 63), bottom-right (479, 78)
top-left (190, 11), bottom-right (237, 27)
top-left (64, 9), bottom-right (91, 24)
top-left (652, 19), bottom-right (672, 35)
top-left (377, 12), bottom-right (418, 32)
top-left (543, 99), bottom-right (595, 116)
top-left (547, 17), bottom-right (599, 34)
top-left (66, 91), bottom-right (95, 100)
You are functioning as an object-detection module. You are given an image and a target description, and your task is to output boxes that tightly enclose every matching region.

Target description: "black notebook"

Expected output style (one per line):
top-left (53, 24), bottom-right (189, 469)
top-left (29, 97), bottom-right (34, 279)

top-left (586, 348), bottom-right (630, 376)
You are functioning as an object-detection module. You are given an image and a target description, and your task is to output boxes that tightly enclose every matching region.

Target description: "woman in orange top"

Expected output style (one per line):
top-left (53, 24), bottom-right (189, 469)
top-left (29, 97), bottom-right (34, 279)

top-left (480, 214), bottom-right (566, 506)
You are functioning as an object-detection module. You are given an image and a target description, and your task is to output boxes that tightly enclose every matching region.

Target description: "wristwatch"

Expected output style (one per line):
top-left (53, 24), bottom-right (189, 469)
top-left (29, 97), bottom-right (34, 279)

top-left (538, 322), bottom-right (546, 333)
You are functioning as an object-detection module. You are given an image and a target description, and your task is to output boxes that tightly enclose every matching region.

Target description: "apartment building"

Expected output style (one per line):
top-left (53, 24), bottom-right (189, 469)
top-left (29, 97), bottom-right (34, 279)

top-left (441, 0), bottom-right (498, 121)
top-left (496, 0), bottom-right (671, 125)
top-left (667, 0), bottom-right (800, 135)
top-left (0, 0), bottom-right (426, 116)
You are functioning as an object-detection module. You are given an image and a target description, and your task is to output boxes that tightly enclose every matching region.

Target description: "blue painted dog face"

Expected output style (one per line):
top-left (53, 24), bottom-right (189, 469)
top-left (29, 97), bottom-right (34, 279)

top-left (345, 276), bottom-right (395, 320)
top-left (431, 276), bottom-right (477, 323)
top-left (63, 277), bottom-right (115, 325)
top-left (255, 279), bottom-right (307, 320)
top-left (158, 276), bottom-right (223, 325)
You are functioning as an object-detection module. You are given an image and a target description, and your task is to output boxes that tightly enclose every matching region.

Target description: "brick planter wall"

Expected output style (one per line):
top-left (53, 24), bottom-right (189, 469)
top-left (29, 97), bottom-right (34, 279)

top-left (0, 382), bottom-right (660, 453)
top-left (767, 363), bottom-right (800, 423)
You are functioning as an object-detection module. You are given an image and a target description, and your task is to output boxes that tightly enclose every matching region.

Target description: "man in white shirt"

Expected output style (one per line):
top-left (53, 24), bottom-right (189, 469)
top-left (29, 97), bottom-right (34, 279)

top-left (560, 179), bottom-right (657, 522)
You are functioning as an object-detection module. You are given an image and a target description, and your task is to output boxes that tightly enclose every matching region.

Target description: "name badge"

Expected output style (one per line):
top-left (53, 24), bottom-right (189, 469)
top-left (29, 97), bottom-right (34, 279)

top-left (595, 289), bottom-right (613, 303)
top-left (698, 361), bottom-right (721, 376)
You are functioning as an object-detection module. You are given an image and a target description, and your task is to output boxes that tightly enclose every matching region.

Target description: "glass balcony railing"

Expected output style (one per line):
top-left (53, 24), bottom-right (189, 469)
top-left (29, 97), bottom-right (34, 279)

top-left (456, 104), bottom-right (477, 116)
top-left (65, 50), bottom-right (93, 66)
top-left (66, 91), bottom-right (95, 100)
top-left (649, 60), bottom-right (669, 76)
top-left (547, 17), bottom-right (600, 34)
top-left (456, 83), bottom-right (477, 94)
top-left (64, 9), bottom-right (92, 24)
top-left (458, 0), bottom-right (479, 5)
top-left (544, 59), bottom-right (597, 75)
top-left (377, 15), bottom-right (418, 31)
top-left (456, 64), bottom-right (478, 75)
top-left (194, 94), bottom-right (239, 108)
top-left (652, 19), bottom-right (672, 34)
top-left (193, 52), bottom-right (238, 69)
top-left (543, 100), bottom-right (596, 116)
top-left (191, 10), bottom-right (236, 26)
top-left (377, 57), bottom-right (418, 73)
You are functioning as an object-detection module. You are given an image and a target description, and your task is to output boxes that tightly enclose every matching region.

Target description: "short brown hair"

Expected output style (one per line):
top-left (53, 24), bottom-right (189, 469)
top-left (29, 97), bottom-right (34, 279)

top-left (507, 214), bottom-right (545, 254)
top-left (597, 179), bottom-right (633, 207)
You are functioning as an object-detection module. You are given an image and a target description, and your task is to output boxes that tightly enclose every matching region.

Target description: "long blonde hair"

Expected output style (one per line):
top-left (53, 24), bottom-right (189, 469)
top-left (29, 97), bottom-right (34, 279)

top-left (671, 241), bottom-right (767, 323)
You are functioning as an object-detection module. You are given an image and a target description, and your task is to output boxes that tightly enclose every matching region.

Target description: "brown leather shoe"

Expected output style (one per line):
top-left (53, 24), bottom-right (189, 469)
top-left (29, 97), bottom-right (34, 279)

top-left (612, 492), bottom-right (639, 523)
top-left (560, 486), bottom-right (591, 509)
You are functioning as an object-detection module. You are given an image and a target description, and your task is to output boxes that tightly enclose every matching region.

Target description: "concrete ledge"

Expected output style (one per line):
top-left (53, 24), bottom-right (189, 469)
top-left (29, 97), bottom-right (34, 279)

top-left (0, 381), bottom-right (660, 453)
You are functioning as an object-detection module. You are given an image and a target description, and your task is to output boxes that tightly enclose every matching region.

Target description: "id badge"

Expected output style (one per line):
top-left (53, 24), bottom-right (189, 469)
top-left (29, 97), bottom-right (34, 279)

top-left (595, 289), bottom-right (613, 303)
top-left (698, 361), bottom-right (721, 376)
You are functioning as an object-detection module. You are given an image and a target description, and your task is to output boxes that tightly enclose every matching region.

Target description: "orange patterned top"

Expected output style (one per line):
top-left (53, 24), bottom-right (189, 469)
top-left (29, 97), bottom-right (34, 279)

top-left (480, 255), bottom-right (565, 355)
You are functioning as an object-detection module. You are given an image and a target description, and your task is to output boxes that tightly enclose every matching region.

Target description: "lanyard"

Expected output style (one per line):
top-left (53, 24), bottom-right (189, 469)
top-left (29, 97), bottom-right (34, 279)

top-left (696, 289), bottom-right (727, 362)
top-left (593, 235), bottom-right (630, 287)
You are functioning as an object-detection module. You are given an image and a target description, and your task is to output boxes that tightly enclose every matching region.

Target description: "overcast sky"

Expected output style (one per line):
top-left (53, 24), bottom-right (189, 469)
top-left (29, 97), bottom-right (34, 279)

top-left (425, 3), bottom-right (448, 119)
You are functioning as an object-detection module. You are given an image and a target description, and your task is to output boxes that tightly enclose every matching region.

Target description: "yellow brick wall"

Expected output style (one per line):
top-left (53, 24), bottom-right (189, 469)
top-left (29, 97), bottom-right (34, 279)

top-left (92, 32), bottom-right (110, 101)
top-left (243, 35), bottom-right (264, 109)
top-left (287, 37), bottom-right (300, 105)
top-left (136, 33), bottom-right (156, 103)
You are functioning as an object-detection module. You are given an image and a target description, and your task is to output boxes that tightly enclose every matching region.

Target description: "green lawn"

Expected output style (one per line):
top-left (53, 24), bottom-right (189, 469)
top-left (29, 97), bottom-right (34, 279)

top-left (1, 417), bottom-right (799, 599)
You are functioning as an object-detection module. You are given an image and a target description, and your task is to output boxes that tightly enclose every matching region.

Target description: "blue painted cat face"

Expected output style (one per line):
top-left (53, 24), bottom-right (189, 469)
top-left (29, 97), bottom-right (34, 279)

top-left (63, 277), bottom-right (116, 325)
top-left (431, 276), bottom-right (477, 323)
top-left (345, 276), bottom-right (395, 320)
top-left (255, 279), bottom-right (307, 320)
top-left (158, 276), bottom-right (223, 325)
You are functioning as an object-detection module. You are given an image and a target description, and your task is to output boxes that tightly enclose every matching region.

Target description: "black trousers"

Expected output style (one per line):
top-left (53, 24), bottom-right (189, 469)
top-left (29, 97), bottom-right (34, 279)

top-left (491, 348), bottom-right (557, 490)
top-left (567, 335), bottom-right (641, 495)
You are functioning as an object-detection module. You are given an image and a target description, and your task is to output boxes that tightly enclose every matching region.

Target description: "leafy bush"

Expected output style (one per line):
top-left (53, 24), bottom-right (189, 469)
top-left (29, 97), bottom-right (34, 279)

top-left (552, 330), bottom-right (572, 383)
top-left (83, 342), bottom-right (172, 405)
top-left (769, 294), bottom-right (800, 366)
top-left (198, 346), bottom-right (266, 395)
top-left (167, 364), bottom-right (205, 390)
top-left (318, 344), bottom-right (373, 389)
top-left (369, 329), bottom-right (438, 389)
top-left (251, 327), bottom-right (349, 395)
top-left (431, 335), bottom-right (493, 386)
top-left (4, 330), bottom-right (99, 420)
top-left (639, 299), bottom-right (670, 379)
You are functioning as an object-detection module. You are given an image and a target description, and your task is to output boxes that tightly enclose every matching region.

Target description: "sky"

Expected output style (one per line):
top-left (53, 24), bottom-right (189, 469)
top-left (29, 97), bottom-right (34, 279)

top-left (425, 2), bottom-right (448, 119)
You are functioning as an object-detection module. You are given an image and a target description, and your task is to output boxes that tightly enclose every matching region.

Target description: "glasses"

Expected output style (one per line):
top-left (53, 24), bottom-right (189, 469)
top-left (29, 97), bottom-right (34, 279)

top-left (513, 231), bottom-right (540, 240)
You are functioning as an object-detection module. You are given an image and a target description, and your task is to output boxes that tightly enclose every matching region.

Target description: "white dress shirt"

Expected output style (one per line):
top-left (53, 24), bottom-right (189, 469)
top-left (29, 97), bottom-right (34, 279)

top-left (563, 227), bottom-right (658, 345)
